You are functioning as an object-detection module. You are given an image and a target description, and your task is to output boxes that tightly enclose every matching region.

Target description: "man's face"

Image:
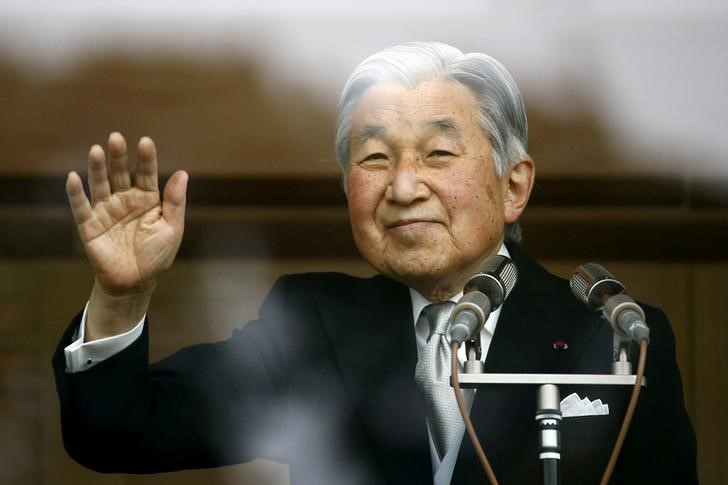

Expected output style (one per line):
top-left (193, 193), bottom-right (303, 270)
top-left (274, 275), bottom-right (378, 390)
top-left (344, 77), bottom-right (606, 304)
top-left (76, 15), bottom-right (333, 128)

top-left (346, 80), bottom-right (511, 300)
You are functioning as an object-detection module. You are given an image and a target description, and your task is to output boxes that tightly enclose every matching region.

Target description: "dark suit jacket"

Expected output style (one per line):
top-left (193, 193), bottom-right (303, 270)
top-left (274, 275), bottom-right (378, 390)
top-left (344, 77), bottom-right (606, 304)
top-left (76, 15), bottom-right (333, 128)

top-left (53, 246), bottom-right (697, 483)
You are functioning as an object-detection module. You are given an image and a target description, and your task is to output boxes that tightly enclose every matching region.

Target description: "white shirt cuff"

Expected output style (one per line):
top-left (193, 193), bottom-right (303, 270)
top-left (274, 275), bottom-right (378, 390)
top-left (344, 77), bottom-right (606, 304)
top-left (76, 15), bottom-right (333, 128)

top-left (63, 302), bottom-right (145, 373)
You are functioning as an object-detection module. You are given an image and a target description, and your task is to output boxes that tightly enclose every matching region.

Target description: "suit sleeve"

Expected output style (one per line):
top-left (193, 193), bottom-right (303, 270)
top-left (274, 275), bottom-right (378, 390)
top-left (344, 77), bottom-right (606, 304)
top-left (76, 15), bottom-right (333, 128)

top-left (615, 306), bottom-right (698, 484)
top-left (52, 277), bottom-right (296, 473)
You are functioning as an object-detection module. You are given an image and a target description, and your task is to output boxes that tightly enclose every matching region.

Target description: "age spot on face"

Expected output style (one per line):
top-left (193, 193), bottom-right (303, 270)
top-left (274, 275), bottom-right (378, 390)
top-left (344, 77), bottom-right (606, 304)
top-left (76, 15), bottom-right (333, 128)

top-left (486, 186), bottom-right (496, 203)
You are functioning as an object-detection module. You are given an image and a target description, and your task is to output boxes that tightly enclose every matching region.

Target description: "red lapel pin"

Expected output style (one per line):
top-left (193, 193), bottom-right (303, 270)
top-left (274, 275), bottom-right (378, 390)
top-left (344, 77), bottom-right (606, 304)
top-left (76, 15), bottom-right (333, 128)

top-left (553, 339), bottom-right (569, 351)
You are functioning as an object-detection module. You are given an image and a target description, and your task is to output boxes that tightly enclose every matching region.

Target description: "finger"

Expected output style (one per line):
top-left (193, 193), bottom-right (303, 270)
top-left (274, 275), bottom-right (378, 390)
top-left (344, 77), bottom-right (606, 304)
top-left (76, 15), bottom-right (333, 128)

top-left (134, 136), bottom-right (159, 192)
top-left (162, 170), bottom-right (188, 232)
top-left (66, 171), bottom-right (94, 226)
top-left (107, 132), bottom-right (131, 192)
top-left (87, 144), bottom-right (111, 203)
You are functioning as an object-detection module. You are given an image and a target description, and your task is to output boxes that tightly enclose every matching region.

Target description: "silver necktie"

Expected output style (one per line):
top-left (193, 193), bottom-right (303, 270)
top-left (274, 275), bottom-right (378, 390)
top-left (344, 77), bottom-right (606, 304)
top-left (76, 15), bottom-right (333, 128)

top-left (414, 302), bottom-right (475, 460)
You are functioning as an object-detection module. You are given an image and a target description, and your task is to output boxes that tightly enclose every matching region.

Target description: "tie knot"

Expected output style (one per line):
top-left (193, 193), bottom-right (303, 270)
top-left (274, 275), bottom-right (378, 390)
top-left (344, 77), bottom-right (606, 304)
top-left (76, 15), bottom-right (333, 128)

top-left (416, 301), bottom-right (455, 343)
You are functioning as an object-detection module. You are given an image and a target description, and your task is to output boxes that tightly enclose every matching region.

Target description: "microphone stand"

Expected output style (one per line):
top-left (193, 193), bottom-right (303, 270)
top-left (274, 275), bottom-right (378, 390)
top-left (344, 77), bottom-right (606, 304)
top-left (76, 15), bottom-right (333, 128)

top-left (536, 384), bottom-right (561, 485)
top-left (612, 333), bottom-right (633, 375)
top-left (459, 340), bottom-right (647, 485)
top-left (464, 339), bottom-right (484, 374)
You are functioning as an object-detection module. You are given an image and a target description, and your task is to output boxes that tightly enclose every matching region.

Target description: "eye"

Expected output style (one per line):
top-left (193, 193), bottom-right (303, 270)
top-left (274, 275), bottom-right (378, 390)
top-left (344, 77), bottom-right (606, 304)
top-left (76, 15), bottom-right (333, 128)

top-left (363, 152), bottom-right (387, 161)
top-left (429, 150), bottom-right (454, 157)
top-left (357, 152), bottom-right (390, 169)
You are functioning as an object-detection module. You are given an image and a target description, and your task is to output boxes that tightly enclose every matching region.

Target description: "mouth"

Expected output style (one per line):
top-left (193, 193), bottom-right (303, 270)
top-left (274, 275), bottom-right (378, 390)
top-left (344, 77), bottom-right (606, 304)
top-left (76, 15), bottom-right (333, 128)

top-left (386, 219), bottom-right (439, 231)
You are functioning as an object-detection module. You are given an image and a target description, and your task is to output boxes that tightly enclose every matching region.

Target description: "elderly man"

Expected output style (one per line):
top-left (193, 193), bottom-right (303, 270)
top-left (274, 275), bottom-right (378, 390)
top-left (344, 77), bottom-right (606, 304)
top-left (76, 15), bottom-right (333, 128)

top-left (54, 42), bottom-right (697, 484)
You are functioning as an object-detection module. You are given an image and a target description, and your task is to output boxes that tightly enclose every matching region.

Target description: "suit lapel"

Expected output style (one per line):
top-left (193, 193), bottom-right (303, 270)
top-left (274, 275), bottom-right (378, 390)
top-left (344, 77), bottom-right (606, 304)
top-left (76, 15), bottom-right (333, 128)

top-left (318, 275), bottom-right (432, 484)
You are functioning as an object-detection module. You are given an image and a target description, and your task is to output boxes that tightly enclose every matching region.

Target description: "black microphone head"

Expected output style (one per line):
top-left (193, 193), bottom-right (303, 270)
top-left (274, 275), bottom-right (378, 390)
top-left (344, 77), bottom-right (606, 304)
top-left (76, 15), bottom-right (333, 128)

top-left (463, 255), bottom-right (518, 310)
top-left (570, 263), bottom-right (625, 309)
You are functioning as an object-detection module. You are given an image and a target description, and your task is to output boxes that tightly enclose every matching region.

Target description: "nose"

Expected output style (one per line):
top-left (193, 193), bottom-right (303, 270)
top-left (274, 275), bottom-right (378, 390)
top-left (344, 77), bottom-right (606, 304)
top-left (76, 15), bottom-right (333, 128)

top-left (385, 155), bottom-right (430, 205)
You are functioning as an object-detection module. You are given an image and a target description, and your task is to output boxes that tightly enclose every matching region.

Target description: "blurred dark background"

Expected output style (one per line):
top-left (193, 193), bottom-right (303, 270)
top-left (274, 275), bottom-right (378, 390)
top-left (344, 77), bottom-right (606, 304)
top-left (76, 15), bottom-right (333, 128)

top-left (0, 2), bottom-right (726, 484)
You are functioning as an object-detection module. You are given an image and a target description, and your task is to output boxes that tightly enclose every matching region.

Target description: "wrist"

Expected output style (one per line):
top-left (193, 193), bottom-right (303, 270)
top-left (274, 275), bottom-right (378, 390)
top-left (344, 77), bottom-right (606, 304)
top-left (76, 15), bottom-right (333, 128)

top-left (86, 279), bottom-right (156, 341)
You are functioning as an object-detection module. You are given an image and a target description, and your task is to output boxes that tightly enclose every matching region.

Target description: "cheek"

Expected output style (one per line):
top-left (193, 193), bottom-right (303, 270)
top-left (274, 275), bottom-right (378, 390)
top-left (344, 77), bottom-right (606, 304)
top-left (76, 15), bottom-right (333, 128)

top-left (444, 169), bottom-right (500, 216)
top-left (443, 168), bottom-right (505, 247)
top-left (346, 170), bottom-right (384, 225)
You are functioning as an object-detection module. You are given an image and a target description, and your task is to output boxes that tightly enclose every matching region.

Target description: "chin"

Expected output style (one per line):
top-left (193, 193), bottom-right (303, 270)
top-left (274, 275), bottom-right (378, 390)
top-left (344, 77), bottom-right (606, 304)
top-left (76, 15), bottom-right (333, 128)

top-left (383, 255), bottom-right (454, 288)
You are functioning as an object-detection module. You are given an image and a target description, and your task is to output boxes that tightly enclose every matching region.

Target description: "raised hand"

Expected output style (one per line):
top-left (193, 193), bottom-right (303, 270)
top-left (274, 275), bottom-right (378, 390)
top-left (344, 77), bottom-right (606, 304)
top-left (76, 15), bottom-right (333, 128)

top-left (66, 133), bottom-right (188, 339)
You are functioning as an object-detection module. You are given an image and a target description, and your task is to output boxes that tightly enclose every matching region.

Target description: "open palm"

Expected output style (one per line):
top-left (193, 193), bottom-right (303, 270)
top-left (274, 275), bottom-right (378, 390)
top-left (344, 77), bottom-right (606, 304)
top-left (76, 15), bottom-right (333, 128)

top-left (66, 133), bottom-right (188, 296)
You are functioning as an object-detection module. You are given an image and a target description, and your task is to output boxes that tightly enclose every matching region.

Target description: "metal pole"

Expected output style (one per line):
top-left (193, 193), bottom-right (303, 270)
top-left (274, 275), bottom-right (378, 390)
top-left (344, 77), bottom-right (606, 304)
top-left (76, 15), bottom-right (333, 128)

top-left (536, 384), bottom-right (562, 485)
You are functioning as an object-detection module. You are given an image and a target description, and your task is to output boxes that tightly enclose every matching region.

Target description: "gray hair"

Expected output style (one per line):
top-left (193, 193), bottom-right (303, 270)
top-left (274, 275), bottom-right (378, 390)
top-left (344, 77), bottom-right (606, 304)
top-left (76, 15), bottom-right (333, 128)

top-left (334, 41), bottom-right (529, 243)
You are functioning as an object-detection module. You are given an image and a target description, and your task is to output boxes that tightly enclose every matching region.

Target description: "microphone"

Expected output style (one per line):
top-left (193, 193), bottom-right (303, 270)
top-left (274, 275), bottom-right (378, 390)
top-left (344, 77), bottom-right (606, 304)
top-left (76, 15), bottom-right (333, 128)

top-left (570, 263), bottom-right (650, 343)
top-left (449, 255), bottom-right (518, 344)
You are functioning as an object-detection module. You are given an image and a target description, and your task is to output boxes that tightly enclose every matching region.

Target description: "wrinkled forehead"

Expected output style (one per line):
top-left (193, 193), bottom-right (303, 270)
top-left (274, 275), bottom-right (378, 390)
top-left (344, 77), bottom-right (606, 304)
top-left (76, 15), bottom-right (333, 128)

top-left (349, 81), bottom-right (482, 142)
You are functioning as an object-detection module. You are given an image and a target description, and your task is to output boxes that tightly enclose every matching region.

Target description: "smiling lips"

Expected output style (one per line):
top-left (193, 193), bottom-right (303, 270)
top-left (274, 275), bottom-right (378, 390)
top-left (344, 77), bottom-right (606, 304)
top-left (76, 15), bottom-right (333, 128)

top-left (386, 218), bottom-right (440, 231)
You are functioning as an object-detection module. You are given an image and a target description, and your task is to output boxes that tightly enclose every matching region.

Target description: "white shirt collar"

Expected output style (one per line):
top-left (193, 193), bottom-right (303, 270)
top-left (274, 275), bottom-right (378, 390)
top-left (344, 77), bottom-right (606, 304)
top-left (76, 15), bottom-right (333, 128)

top-left (409, 244), bottom-right (511, 359)
top-left (409, 244), bottom-right (511, 324)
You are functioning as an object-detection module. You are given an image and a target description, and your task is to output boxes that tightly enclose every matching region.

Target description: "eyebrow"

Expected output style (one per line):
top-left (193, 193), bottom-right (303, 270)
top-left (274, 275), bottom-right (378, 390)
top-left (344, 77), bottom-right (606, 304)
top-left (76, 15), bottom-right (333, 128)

top-left (351, 124), bottom-right (387, 145)
top-left (425, 118), bottom-right (462, 139)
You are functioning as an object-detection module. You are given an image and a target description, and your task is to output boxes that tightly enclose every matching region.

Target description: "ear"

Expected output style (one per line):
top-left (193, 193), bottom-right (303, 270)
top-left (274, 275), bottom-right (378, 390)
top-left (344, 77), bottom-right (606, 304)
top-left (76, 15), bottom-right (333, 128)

top-left (502, 157), bottom-right (535, 223)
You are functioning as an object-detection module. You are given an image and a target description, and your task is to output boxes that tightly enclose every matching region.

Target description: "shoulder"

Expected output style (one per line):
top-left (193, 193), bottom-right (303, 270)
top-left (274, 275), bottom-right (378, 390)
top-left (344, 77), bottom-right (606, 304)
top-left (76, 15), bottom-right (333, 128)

top-left (509, 244), bottom-right (679, 350)
top-left (254, 271), bottom-right (407, 331)
top-left (267, 271), bottom-right (401, 304)
top-left (506, 243), bottom-right (592, 323)
top-left (235, 271), bottom-right (409, 366)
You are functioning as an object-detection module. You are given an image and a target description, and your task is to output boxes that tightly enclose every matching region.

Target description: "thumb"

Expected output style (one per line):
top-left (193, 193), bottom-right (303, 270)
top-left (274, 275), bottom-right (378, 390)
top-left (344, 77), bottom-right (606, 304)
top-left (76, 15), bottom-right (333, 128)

top-left (162, 170), bottom-right (188, 232)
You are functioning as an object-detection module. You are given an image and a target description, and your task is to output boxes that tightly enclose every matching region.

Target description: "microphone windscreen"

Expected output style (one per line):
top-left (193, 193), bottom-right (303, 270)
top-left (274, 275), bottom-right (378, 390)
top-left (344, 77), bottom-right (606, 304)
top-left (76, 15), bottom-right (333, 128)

top-left (570, 263), bottom-right (625, 309)
top-left (464, 255), bottom-right (518, 310)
